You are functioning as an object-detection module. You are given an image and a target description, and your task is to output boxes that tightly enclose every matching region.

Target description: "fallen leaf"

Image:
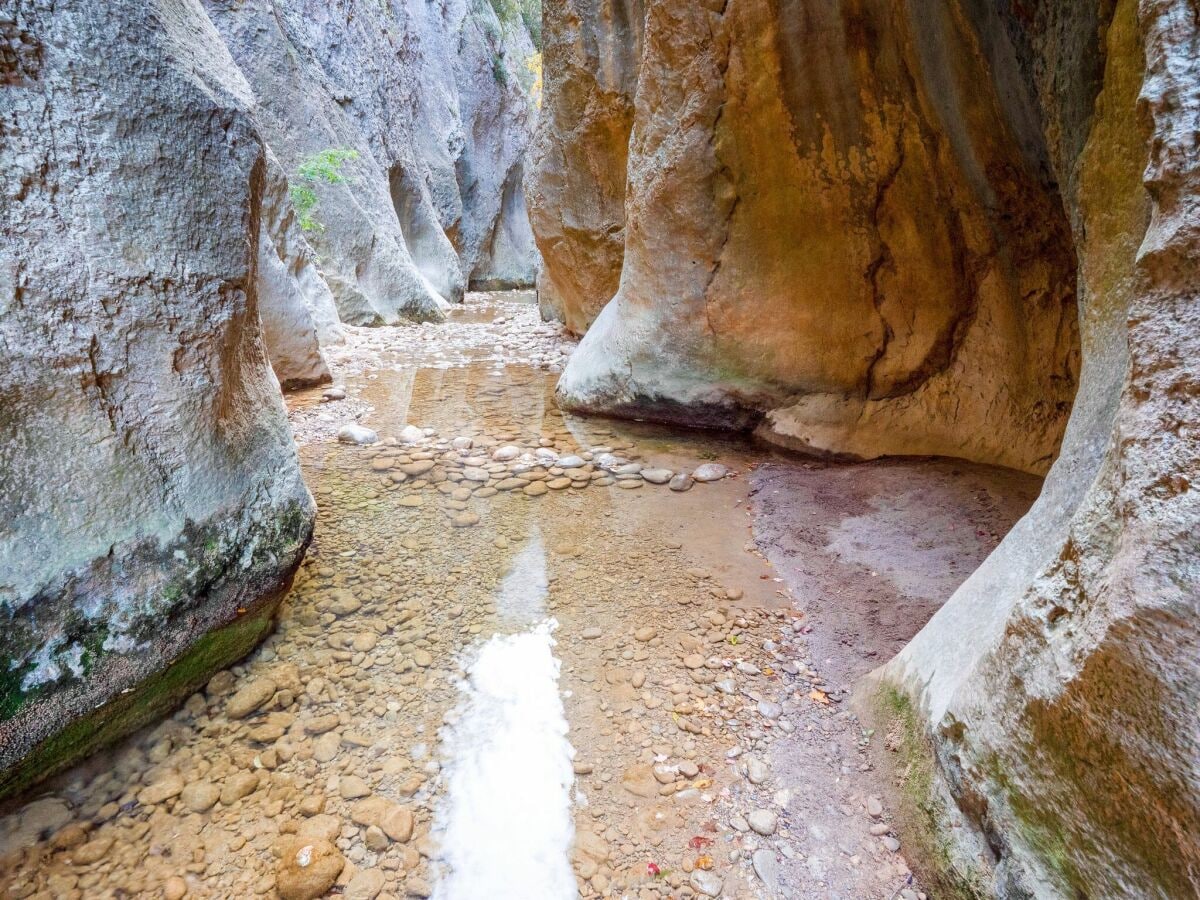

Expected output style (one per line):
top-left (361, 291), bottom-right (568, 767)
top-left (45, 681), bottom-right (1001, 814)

top-left (695, 855), bottom-right (714, 870)
top-left (809, 689), bottom-right (831, 705)
top-left (689, 836), bottom-right (715, 850)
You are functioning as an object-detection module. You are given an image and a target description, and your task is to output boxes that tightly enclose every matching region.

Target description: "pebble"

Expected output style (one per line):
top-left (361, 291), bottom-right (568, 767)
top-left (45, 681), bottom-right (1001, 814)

top-left (692, 463), bottom-right (730, 482)
top-left (321, 387), bottom-right (346, 402)
top-left (225, 676), bottom-right (276, 719)
top-left (883, 836), bottom-right (901, 852)
top-left (748, 809), bottom-right (779, 836)
top-left (758, 700), bottom-right (783, 719)
top-left (634, 626), bottom-right (657, 642)
top-left (582, 627), bottom-right (603, 640)
top-left (689, 869), bottom-right (723, 897)
top-left (668, 473), bottom-right (694, 492)
top-left (164, 876), bottom-right (188, 899)
top-left (492, 445), bottom-right (521, 461)
top-left (339, 776), bottom-right (371, 799)
top-left (337, 424), bottom-right (378, 445)
top-left (867, 796), bottom-right (884, 818)
top-left (180, 781), bottom-right (221, 813)
top-left (276, 838), bottom-right (344, 900)
top-left (745, 756), bottom-right (770, 785)
top-left (752, 848), bottom-right (779, 890)
top-left (641, 468), bottom-right (673, 484)
top-left (557, 455), bottom-right (585, 468)
top-left (399, 424), bottom-right (425, 443)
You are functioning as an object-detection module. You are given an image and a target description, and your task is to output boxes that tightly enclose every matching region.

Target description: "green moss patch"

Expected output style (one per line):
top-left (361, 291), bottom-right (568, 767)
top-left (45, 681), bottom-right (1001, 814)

top-left (0, 602), bottom-right (276, 801)
top-left (868, 684), bottom-right (990, 900)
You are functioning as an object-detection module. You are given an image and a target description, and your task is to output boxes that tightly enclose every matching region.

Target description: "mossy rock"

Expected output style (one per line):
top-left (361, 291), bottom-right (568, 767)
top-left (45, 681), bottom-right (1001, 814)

top-left (0, 601), bottom-right (277, 800)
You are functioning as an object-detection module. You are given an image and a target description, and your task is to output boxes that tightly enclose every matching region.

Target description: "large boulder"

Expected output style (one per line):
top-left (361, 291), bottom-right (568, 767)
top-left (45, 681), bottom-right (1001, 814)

top-left (533, 0), bottom-right (1199, 894)
top-left (542, 0), bottom-right (1081, 474)
top-left (202, 0), bottom-right (540, 325)
top-left (0, 0), bottom-right (315, 796)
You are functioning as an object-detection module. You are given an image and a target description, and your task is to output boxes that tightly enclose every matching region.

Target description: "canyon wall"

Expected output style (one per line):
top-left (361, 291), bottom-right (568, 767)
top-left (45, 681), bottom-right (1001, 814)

top-left (525, 0), bottom-right (643, 333)
top-left (537, 0), bottom-right (1081, 474)
top-left (533, 0), bottom-right (1198, 895)
top-left (203, 0), bottom-right (541, 328)
top-left (875, 1), bottom-right (1199, 896)
top-left (0, 0), bottom-right (314, 796)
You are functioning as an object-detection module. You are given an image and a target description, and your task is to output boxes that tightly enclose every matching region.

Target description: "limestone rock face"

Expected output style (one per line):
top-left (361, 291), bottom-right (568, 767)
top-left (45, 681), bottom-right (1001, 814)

top-left (257, 150), bottom-right (344, 390)
top-left (525, 0), bottom-right (643, 333)
top-left (0, 0), bottom-right (314, 796)
top-left (875, 1), bottom-right (1199, 895)
top-left (202, 0), bottom-right (541, 326)
top-left (543, 0), bottom-right (1080, 474)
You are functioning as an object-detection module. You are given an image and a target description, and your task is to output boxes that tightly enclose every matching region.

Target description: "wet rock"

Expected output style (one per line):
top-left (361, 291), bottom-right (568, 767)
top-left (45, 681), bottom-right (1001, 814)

top-left (180, 782), bottom-right (221, 813)
top-left (225, 677), bottom-right (277, 720)
top-left (345, 868), bottom-right (386, 900)
top-left (276, 838), bottom-right (345, 900)
top-left (220, 771), bottom-right (259, 805)
top-left (338, 424), bottom-right (379, 445)
top-left (339, 776), bottom-right (371, 800)
top-left (138, 772), bottom-right (184, 806)
top-left (72, 836), bottom-right (114, 865)
top-left (381, 806), bottom-right (414, 843)
top-left (669, 474), bottom-right (694, 492)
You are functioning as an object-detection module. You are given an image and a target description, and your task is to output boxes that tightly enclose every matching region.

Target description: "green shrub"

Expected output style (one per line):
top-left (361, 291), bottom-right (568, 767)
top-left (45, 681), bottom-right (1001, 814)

top-left (289, 148), bottom-right (359, 233)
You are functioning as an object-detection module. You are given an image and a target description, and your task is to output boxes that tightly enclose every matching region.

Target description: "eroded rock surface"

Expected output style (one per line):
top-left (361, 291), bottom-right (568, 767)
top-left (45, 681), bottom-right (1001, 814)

top-left (875, 1), bottom-right (1199, 896)
top-left (0, 0), bottom-right (314, 795)
top-left (203, 0), bottom-right (541, 326)
top-left (526, 0), bottom-right (643, 333)
top-left (534, 0), bottom-right (1199, 895)
top-left (540, 0), bottom-right (1081, 474)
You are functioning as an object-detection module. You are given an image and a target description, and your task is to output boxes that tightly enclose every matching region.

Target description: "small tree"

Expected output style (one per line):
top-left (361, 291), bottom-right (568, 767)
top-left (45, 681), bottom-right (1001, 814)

top-left (289, 148), bottom-right (360, 233)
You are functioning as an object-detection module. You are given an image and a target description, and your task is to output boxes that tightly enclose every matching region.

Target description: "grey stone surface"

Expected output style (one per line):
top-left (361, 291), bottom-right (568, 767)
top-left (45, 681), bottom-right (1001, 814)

top-left (0, 0), bottom-right (315, 792)
top-left (203, 0), bottom-right (540, 326)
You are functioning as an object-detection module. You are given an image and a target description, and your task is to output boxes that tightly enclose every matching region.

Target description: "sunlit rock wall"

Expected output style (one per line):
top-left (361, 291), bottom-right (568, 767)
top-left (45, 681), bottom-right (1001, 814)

top-left (540, 0), bottom-right (1080, 474)
top-left (525, 0), bottom-right (643, 333)
top-left (875, 1), bottom-right (1199, 895)
top-left (0, 0), bottom-right (315, 796)
top-left (203, 0), bottom-right (541, 326)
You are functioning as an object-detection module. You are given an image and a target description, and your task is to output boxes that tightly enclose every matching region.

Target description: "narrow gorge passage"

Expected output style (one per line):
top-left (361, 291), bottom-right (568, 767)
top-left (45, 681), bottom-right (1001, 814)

top-left (0, 293), bottom-right (1036, 900)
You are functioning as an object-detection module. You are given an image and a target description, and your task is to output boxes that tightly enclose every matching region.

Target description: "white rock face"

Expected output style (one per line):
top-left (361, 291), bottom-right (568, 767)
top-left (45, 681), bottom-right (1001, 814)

top-left (202, 0), bottom-right (540, 326)
top-left (257, 149), bottom-right (344, 389)
top-left (0, 0), bottom-right (314, 794)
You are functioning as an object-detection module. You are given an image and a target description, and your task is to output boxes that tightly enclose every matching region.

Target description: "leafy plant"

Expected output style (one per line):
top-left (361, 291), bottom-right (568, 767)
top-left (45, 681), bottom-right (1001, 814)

top-left (486, 0), bottom-right (541, 50)
top-left (289, 148), bottom-right (360, 233)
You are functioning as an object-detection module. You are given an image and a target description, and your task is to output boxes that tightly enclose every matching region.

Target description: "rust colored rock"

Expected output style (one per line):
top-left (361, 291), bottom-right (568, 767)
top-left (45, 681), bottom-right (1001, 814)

top-left (541, 0), bottom-right (1080, 474)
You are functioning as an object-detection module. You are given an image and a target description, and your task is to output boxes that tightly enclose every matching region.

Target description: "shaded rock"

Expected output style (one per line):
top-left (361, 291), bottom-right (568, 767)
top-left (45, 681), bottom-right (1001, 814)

top-left (0, 0), bottom-right (314, 799)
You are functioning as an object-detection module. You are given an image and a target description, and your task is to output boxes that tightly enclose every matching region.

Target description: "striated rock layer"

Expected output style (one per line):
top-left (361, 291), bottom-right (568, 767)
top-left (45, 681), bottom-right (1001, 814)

top-left (0, 0), bottom-right (315, 796)
top-left (203, 0), bottom-right (541, 327)
top-left (541, 0), bottom-right (1081, 474)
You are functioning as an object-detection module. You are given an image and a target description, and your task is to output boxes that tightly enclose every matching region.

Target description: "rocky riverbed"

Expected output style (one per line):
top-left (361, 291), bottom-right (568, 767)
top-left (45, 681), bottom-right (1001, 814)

top-left (0, 293), bottom-right (1038, 899)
